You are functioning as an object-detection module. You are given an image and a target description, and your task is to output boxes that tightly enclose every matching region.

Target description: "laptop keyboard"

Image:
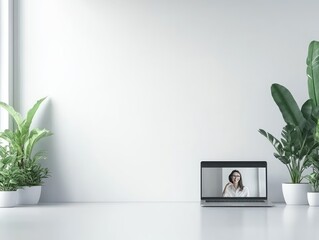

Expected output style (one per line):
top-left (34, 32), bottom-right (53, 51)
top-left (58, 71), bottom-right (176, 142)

top-left (206, 199), bottom-right (265, 202)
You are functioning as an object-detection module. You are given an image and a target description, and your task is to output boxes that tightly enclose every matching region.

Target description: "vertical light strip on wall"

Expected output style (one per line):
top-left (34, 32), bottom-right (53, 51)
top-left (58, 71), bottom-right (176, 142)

top-left (0, 0), bottom-right (13, 131)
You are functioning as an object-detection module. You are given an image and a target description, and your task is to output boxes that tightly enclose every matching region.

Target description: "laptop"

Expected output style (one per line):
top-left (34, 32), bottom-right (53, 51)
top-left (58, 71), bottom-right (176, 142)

top-left (200, 161), bottom-right (273, 207)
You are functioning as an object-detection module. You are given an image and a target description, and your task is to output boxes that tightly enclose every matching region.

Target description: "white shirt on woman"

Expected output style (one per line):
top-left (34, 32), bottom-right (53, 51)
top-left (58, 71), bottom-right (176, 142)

top-left (223, 184), bottom-right (249, 197)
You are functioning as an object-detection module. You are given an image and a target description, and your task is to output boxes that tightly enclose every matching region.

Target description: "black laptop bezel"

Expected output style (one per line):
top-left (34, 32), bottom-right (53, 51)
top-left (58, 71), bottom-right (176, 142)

top-left (201, 161), bottom-right (268, 201)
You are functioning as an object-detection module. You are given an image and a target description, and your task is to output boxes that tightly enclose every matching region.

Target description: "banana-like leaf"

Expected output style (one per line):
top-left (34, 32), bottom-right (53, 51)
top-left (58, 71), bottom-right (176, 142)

top-left (301, 99), bottom-right (314, 120)
top-left (307, 41), bottom-right (319, 106)
top-left (0, 102), bottom-right (23, 131)
top-left (274, 153), bottom-right (290, 165)
top-left (258, 129), bottom-right (283, 152)
top-left (24, 128), bottom-right (52, 158)
top-left (21, 97), bottom-right (47, 138)
top-left (315, 119), bottom-right (319, 142)
top-left (32, 151), bottom-right (47, 162)
top-left (0, 130), bottom-right (23, 153)
top-left (312, 106), bottom-right (319, 120)
top-left (271, 83), bottom-right (305, 127)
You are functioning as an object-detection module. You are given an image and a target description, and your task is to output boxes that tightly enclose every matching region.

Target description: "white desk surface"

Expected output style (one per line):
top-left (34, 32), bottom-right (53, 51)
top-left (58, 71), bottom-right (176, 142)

top-left (0, 202), bottom-right (317, 240)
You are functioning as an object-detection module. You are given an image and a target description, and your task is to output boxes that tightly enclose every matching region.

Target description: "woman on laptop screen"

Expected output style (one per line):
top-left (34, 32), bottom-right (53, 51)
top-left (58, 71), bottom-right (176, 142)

top-left (222, 170), bottom-right (249, 197)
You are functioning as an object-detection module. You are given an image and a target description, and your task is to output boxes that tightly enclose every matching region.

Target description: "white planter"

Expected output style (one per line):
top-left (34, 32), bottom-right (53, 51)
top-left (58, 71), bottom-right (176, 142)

top-left (17, 186), bottom-right (42, 205)
top-left (282, 183), bottom-right (311, 205)
top-left (0, 191), bottom-right (18, 208)
top-left (307, 192), bottom-right (319, 206)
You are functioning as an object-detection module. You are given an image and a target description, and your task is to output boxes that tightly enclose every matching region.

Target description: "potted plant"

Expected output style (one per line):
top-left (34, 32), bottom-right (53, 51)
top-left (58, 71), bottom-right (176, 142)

top-left (17, 152), bottom-right (50, 204)
top-left (259, 84), bottom-right (319, 204)
top-left (259, 41), bottom-right (319, 204)
top-left (306, 171), bottom-right (319, 206)
top-left (0, 97), bottom-right (52, 204)
top-left (0, 146), bottom-right (24, 207)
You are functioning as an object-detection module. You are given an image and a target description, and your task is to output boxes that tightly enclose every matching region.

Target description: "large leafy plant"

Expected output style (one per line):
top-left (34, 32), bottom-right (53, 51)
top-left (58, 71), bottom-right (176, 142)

top-left (259, 84), bottom-right (319, 183)
top-left (0, 98), bottom-right (52, 186)
top-left (259, 41), bottom-right (319, 184)
top-left (305, 40), bottom-right (319, 190)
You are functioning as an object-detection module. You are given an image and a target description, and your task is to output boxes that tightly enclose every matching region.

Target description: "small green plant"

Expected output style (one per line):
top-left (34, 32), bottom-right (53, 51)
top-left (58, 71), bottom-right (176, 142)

top-left (0, 97), bottom-right (52, 186)
top-left (306, 120), bottom-right (319, 192)
top-left (24, 152), bottom-right (50, 186)
top-left (0, 146), bottom-right (24, 191)
top-left (307, 171), bottom-right (319, 192)
top-left (0, 165), bottom-right (24, 191)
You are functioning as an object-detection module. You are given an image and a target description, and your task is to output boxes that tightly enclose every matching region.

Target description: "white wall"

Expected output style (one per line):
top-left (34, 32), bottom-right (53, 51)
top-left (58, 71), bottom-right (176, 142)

top-left (0, 0), bottom-right (13, 130)
top-left (13, 0), bottom-right (319, 202)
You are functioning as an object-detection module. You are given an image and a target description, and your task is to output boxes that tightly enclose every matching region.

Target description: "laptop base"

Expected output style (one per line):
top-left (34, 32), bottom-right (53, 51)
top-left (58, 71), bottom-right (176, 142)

top-left (201, 200), bottom-right (273, 207)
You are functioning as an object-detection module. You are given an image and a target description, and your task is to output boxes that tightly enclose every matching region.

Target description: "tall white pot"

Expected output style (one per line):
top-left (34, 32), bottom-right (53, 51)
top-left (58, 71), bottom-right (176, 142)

top-left (0, 191), bottom-right (18, 208)
top-left (17, 186), bottom-right (42, 205)
top-left (282, 183), bottom-right (311, 205)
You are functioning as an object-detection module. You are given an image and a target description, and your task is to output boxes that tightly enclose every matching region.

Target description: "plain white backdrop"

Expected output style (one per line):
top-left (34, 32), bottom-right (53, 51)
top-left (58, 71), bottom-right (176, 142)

top-left (10, 0), bottom-right (319, 202)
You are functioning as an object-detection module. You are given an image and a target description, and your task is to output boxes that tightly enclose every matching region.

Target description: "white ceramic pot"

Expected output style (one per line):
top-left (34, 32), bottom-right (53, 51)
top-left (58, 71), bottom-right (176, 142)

top-left (17, 186), bottom-right (42, 205)
top-left (307, 192), bottom-right (319, 206)
top-left (0, 191), bottom-right (18, 208)
top-left (282, 183), bottom-right (311, 205)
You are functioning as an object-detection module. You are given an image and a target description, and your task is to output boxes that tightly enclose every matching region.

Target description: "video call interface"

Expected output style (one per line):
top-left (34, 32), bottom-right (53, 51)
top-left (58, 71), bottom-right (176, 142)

top-left (202, 167), bottom-right (267, 198)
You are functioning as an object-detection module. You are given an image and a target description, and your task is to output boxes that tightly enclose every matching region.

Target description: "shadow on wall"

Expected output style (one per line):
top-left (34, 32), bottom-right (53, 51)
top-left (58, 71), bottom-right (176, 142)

top-left (35, 98), bottom-right (69, 202)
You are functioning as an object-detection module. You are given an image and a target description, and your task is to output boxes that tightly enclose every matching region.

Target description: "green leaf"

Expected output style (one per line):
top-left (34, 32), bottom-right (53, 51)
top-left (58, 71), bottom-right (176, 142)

top-left (0, 130), bottom-right (23, 156)
top-left (307, 40), bottom-right (319, 106)
top-left (258, 129), bottom-right (283, 153)
top-left (0, 101), bottom-right (23, 131)
top-left (276, 155), bottom-right (290, 165)
top-left (24, 128), bottom-right (52, 158)
top-left (21, 97), bottom-right (47, 138)
top-left (33, 151), bottom-right (47, 162)
top-left (301, 99), bottom-right (314, 120)
top-left (312, 106), bottom-right (319, 119)
top-left (271, 83), bottom-right (305, 127)
top-left (315, 120), bottom-right (319, 143)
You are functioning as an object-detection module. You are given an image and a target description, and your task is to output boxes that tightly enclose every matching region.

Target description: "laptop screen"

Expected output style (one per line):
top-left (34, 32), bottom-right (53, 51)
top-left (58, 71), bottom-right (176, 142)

top-left (201, 161), bottom-right (267, 200)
